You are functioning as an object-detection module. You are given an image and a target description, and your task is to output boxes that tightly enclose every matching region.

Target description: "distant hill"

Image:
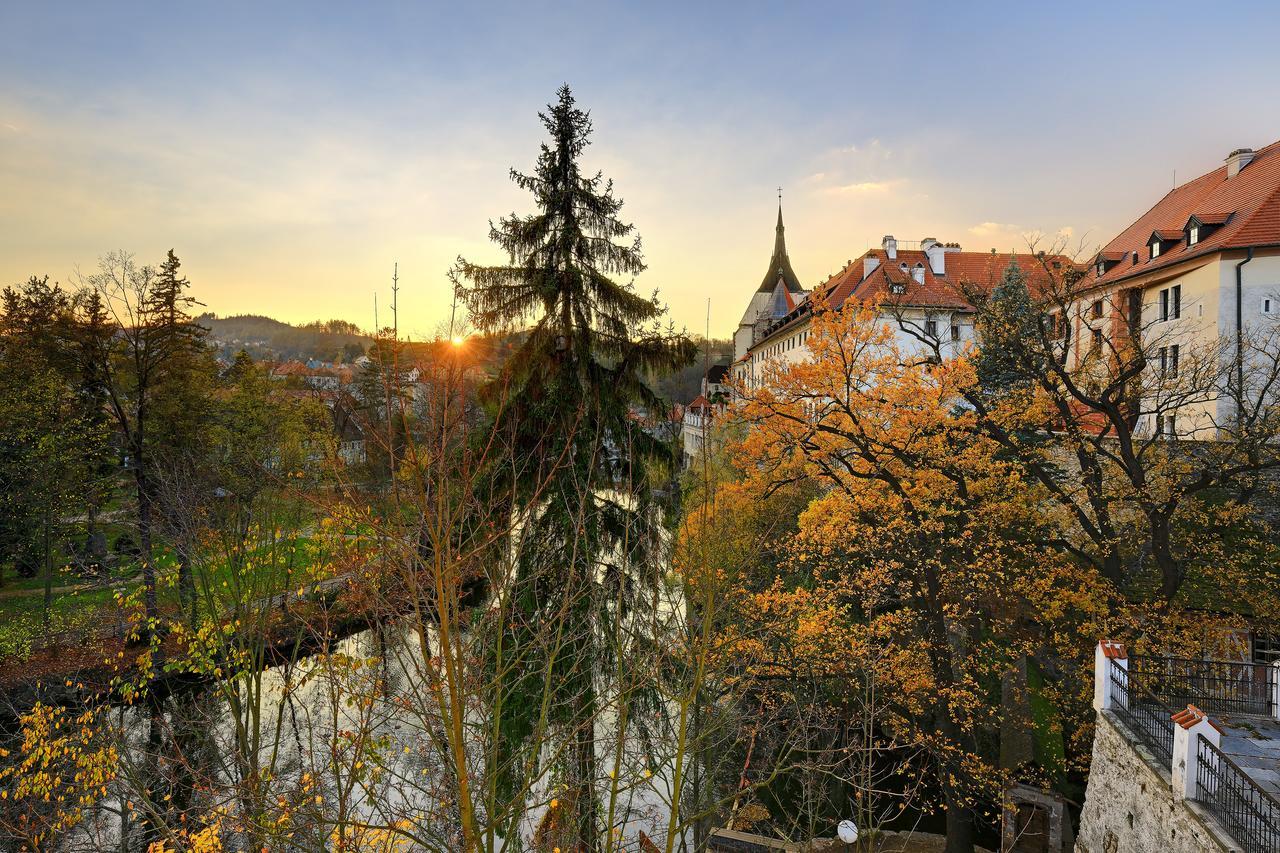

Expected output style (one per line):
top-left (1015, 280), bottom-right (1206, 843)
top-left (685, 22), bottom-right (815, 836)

top-left (198, 313), bottom-right (724, 405)
top-left (198, 313), bottom-right (371, 363)
top-left (653, 338), bottom-right (734, 405)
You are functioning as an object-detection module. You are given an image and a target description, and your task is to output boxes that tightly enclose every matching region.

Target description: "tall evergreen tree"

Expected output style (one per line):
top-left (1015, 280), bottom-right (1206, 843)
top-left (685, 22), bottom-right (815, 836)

top-left (453, 85), bottom-right (694, 850)
top-left (79, 250), bottom-right (213, 626)
top-left (973, 258), bottom-right (1037, 396)
top-left (0, 278), bottom-right (109, 605)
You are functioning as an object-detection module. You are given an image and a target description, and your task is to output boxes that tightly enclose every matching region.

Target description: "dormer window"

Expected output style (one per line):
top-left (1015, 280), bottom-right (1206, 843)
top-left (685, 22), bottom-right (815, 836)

top-left (890, 282), bottom-right (906, 295)
top-left (1147, 230), bottom-right (1180, 260)
top-left (1183, 213), bottom-right (1229, 247)
top-left (1094, 254), bottom-right (1123, 277)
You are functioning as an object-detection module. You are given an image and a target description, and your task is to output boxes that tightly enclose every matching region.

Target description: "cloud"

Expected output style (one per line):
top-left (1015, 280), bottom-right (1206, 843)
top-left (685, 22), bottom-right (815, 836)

top-left (968, 221), bottom-right (1020, 237)
top-left (832, 139), bottom-right (891, 160)
top-left (825, 178), bottom-right (905, 195)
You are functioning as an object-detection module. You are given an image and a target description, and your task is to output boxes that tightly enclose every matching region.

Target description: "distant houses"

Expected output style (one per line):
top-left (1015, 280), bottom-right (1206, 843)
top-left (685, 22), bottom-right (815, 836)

top-left (680, 364), bottom-right (729, 469)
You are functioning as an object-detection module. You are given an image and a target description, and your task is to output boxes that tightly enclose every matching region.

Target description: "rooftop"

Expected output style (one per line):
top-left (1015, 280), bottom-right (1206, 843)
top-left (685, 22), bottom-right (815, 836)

top-left (1090, 139), bottom-right (1280, 288)
top-left (748, 241), bottom-right (1067, 350)
top-left (756, 204), bottom-right (805, 294)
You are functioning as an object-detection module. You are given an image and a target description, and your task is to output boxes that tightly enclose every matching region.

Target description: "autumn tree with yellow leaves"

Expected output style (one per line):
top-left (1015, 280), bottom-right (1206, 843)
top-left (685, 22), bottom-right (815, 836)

top-left (729, 297), bottom-right (1109, 853)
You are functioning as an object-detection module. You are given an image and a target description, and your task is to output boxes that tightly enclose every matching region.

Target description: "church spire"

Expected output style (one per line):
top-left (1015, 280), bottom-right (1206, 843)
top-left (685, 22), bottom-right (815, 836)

top-left (758, 191), bottom-right (803, 293)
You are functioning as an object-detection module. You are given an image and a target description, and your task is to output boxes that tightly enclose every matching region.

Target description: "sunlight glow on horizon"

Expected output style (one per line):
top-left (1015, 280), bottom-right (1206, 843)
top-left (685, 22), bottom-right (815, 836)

top-left (3, 3), bottom-right (1278, 339)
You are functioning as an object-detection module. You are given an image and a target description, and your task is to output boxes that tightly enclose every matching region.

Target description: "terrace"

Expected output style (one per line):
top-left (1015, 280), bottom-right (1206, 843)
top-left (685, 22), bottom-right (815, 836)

top-left (1095, 641), bottom-right (1280, 852)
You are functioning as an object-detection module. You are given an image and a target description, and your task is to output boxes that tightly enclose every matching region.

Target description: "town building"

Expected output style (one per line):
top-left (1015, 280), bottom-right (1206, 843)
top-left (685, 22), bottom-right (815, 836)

top-left (1062, 142), bottom-right (1280, 439)
top-left (733, 205), bottom-right (809, 365)
top-left (732, 228), bottom-right (1058, 390)
top-left (681, 364), bottom-right (729, 468)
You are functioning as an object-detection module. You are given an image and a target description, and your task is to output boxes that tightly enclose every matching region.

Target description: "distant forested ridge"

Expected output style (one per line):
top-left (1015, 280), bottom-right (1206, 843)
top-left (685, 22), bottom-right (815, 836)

top-left (200, 310), bottom-right (724, 406)
top-left (198, 313), bottom-right (371, 362)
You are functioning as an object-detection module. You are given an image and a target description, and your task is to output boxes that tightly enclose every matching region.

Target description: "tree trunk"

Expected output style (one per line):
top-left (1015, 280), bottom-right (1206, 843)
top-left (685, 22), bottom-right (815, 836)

top-left (136, 465), bottom-right (158, 624)
top-left (176, 542), bottom-right (195, 626)
top-left (943, 786), bottom-right (975, 853)
top-left (42, 510), bottom-right (53, 629)
top-left (1152, 513), bottom-right (1182, 602)
top-left (575, 680), bottom-right (599, 852)
top-left (140, 693), bottom-right (165, 850)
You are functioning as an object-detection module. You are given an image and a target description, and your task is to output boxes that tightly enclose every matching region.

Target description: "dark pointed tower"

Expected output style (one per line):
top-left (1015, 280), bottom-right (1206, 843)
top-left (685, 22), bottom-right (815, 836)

top-left (758, 201), bottom-right (805, 293)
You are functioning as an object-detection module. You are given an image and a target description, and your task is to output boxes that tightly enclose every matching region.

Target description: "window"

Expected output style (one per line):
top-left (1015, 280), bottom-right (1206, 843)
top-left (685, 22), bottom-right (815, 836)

top-left (1092, 299), bottom-right (1103, 319)
top-left (1264, 297), bottom-right (1276, 316)
top-left (1096, 261), bottom-right (1105, 277)
top-left (1189, 224), bottom-right (1200, 245)
top-left (1159, 285), bottom-right (1182, 321)
top-left (1155, 413), bottom-right (1177, 438)
top-left (1253, 633), bottom-right (1280, 665)
top-left (1159, 344), bottom-right (1179, 378)
top-left (1151, 241), bottom-right (1161, 259)
top-left (890, 282), bottom-right (905, 294)
top-left (925, 319), bottom-right (939, 338)
top-left (1170, 344), bottom-right (1179, 377)
top-left (1091, 328), bottom-right (1103, 353)
top-left (951, 324), bottom-right (961, 342)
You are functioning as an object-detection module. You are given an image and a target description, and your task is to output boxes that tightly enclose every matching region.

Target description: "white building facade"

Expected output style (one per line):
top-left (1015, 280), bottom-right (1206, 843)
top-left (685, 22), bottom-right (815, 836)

top-left (733, 232), bottom-right (1053, 389)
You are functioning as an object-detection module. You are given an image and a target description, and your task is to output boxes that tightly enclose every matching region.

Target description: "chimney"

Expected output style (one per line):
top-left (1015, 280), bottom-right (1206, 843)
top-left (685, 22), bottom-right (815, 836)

top-left (882, 235), bottom-right (897, 259)
top-left (921, 237), bottom-right (945, 275)
top-left (1226, 147), bottom-right (1255, 179)
top-left (912, 262), bottom-right (925, 284)
top-left (863, 253), bottom-right (881, 279)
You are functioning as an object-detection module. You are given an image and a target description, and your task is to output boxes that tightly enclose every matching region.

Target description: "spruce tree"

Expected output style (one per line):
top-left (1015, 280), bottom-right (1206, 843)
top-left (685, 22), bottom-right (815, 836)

top-left (974, 258), bottom-right (1036, 395)
top-left (79, 250), bottom-right (213, 626)
top-left (453, 85), bottom-right (694, 850)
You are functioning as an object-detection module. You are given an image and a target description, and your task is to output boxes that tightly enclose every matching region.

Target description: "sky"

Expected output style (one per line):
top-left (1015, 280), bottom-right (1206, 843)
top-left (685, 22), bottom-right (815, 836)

top-left (3, 2), bottom-right (1280, 340)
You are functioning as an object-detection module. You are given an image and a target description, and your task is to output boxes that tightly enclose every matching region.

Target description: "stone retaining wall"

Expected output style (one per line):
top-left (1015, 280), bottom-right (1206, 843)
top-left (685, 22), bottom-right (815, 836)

top-left (1076, 711), bottom-right (1240, 853)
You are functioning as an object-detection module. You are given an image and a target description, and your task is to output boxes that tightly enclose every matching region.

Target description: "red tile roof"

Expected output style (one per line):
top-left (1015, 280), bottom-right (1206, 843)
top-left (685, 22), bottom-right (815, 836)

top-left (827, 250), bottom-right (1058, 312)
top-left (749, 247), bottom-right (1064, 350)
top-left (1090, 139), bottom-right (1280, 289)
top-left (1099, 640), bottom-right (1127, 660)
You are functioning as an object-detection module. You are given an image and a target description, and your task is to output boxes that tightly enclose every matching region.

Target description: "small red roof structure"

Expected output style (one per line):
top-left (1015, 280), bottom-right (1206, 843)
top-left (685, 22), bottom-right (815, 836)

top-left (687, 394), bottom-right (712, 412)
top-left (1171, 704), bottom-right (1223, 733)
top-left (1099, 640), bottom-right (1127, 661)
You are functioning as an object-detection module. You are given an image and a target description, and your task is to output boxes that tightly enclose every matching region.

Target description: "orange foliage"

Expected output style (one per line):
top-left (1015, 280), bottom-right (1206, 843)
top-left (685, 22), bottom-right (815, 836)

top-left (719, 297), bottom-right (1111, 822)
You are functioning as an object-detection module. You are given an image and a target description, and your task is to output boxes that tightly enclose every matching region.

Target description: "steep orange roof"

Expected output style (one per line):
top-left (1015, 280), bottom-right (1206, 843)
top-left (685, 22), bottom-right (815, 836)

top-left (1089, 139), bottom-right (1280, 288)
top-left (832, 250), bottom-right (1059, 312)
top-left (748, 247), bottom-right (1065, 351)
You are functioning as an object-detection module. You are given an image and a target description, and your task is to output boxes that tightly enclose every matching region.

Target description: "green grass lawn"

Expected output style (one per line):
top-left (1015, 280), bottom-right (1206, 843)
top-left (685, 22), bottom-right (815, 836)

top-left (0, 532), bottom-right (334, 661)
